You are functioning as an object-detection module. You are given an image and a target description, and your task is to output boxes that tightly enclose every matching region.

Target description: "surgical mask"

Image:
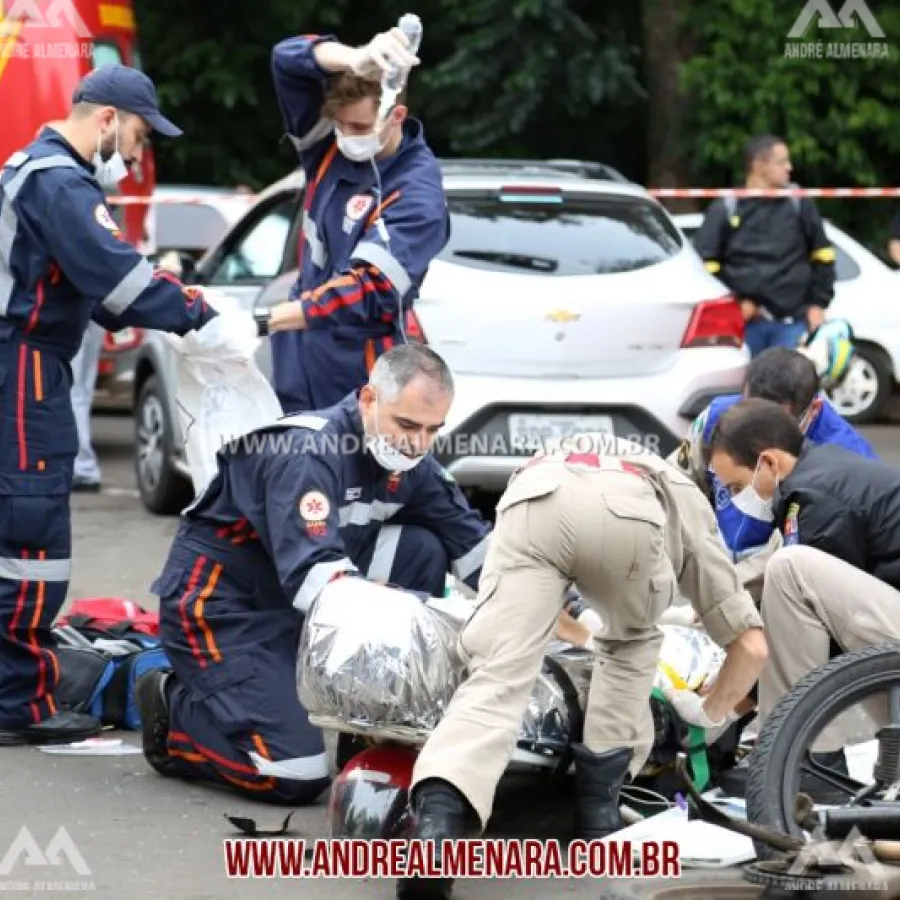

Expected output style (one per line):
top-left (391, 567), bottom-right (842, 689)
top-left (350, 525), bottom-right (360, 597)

top-left (365, 397), bottom-right (425, 472)
top-left (93, 125), bottom-right (128, 190)
top-left (335, 125), bottom-right (384, 163)
top-left (730, 460), bottom-right (775, 522)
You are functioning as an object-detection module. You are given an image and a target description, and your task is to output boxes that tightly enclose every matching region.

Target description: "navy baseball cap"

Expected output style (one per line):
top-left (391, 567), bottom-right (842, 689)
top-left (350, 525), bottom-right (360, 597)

top-left (72, 65), bottom-right (182, 137)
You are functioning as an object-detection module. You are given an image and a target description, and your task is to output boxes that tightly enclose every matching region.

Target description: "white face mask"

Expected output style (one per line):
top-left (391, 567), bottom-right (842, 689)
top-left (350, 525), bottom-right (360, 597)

top-left (335, 125), bottom-right (385, 163)
top-left (365, 397), bottom-right (425, 472)
top-left (730, 459), bottom-right (775, 522)
top-left (93, 125), bottom-right (128, 189)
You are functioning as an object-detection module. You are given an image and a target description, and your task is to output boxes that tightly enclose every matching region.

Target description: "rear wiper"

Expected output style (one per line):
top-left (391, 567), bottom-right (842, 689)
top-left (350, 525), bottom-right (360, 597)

top-left (453, 250), bottom-right (557, 273)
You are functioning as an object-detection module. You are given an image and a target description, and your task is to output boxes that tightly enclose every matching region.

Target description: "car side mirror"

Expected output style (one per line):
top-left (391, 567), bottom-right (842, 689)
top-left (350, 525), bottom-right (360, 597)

top-left (178, 253), bottom-right (198, 283)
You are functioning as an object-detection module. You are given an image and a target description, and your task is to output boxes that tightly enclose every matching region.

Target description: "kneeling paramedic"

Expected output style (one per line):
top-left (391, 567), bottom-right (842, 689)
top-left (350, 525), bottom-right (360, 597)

top-left (669, 346), bottom-right (875, 601)
top-left (707, 398), bottom-right (900, 777)
top-left (0, 66), bottom-right (217, 746)
top-left (262, 25), bottom-right (450, 413)
top-left (398, 437), bottom-right (767, 900)
top-left (135, 345), bottom-right (492, 804)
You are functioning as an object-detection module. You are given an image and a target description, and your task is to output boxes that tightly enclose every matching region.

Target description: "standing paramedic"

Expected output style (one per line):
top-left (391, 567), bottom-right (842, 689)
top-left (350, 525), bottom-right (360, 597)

top-left (261, 25), bottom-right (450, 413)
top-left (693, 134), bottom-right (836, 357)
top-left (0, 65), bottom-right (217, 746)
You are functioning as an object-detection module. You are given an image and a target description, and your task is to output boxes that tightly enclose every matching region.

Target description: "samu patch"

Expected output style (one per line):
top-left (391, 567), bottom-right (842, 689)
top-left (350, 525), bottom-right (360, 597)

top-left (783, 501), bottom-right (800, 546)
top-left (299, 491), bottom-right (330, 536)
top-left (95, 203), bottom-right (119, 231)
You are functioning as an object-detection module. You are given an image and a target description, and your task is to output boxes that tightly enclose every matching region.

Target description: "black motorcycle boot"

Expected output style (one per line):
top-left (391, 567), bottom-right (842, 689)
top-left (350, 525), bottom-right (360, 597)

top-left (572, 744), bottom-right (633, 840)
top-left (0, 710), bottom-right (102, 747)
top-left (396, 778), bottom-right (479, 900)
top-left (134, 669), bottom-right (179, 776)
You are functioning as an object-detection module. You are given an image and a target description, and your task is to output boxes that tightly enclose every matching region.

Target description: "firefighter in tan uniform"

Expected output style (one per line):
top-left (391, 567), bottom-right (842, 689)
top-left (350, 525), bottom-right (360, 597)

top-left (397, 436), bottom-right (768, 900)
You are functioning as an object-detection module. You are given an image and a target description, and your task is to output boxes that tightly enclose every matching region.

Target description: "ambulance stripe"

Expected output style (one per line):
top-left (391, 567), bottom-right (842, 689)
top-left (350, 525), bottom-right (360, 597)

top-left (365, 524), bottom-right (403, 582)
top-left (293, 557), bottom-right (358, 613)
top-left (452, 535), bottom-right (490, 582)
top-left (16, 341), bottom-right (27, 469)
top-left (0, 556), bottom-right (69, 581)
top-left (302, 216), bottom-right (326, 267)
top-left (167, 730), bottom-right (277, 790)
top-left (0, 154), bottom-right (80, 315)
top-left (178, 556), bottom-right (209, 668)
top-left (192, 562), bottom-right (223, 665)
top-left (101, 257), bottom-right (153, 315)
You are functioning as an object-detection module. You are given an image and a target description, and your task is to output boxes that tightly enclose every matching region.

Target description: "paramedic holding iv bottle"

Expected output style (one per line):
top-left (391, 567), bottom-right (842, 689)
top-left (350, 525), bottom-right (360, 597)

top-left (259, 16), bottom-right (451, 414)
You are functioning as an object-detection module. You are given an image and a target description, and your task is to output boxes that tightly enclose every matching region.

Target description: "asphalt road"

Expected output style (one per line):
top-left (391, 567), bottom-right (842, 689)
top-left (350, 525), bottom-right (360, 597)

top-left (4, 415), bottom-right (900, 900)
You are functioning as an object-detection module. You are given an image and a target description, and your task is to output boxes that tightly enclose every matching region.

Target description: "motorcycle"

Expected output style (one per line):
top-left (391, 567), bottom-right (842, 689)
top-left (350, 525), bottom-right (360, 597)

top-left (296, 577), bottom-right (727, 838)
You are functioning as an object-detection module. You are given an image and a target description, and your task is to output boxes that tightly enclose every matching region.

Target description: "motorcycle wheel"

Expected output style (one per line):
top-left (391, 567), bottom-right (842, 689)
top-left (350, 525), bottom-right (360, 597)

top-left (745, 642), bottom-right (900, 860)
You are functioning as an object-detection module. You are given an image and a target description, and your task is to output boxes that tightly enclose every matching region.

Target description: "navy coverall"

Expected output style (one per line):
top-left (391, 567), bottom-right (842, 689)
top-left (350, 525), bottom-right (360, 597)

top-left (0, 129), bottom-right (216, 730)
top-left (150, 392), bottom-right (491, 803)
top-left (269, 34), bottom-right (451, 413)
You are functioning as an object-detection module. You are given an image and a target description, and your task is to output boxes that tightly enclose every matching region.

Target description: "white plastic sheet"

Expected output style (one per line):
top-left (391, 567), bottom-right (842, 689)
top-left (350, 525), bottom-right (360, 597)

top-left (167, 290), bottom-right (283, 494)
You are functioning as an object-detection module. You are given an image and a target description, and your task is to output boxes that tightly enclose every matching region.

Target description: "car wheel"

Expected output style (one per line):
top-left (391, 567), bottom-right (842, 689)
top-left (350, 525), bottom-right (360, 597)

top-left (827, 343), bottom-right (894, 424)
top-left (134, 374), bottom-right (194, 515)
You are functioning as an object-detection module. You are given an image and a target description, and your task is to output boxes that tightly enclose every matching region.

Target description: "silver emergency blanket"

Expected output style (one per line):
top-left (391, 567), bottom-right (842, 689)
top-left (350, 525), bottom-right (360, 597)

top-left (298, 578), bottom-right (470, 737)
top-left (298, 578), bottom-right (727, 751)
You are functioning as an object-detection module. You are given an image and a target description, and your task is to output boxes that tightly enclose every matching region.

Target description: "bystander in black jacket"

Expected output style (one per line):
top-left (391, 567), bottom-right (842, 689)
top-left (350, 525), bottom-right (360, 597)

top-left (694, 196), bottom-right (836, 320)
top-left (773, 441), bottom-right (900, 590)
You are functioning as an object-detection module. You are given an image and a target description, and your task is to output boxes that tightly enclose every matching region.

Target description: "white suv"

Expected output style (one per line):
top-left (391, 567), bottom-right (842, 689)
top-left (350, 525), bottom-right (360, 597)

top-left (131, 159), bottom-right (749, 515)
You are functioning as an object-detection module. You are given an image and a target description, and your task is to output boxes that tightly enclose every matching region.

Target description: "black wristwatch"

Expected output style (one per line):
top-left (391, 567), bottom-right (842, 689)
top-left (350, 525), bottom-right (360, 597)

top-left (254, 309), bottom-right (273, 337)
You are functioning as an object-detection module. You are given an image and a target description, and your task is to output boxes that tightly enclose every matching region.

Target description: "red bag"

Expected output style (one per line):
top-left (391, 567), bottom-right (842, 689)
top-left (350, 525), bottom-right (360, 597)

top-left (57, 597), bottom-right (160, 638)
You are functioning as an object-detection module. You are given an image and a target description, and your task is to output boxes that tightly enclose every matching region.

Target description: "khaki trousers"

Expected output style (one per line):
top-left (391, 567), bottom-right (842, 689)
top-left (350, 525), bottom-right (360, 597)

top-left (758, 545), bottom-right (900, 752)
top-left (411, 462), bottom-right (676, 829)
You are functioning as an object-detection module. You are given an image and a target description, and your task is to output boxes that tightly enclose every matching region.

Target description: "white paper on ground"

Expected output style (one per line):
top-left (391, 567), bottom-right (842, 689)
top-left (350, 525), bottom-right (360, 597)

top-left (603, 805), bottom-right (756, 868)
top-left (38, 738), bottom-right (143, 756)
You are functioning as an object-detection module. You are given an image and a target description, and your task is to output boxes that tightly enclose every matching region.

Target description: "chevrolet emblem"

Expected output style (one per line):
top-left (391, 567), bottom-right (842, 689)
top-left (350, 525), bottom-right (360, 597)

top-left (545, 310), bottom-right (581, 323)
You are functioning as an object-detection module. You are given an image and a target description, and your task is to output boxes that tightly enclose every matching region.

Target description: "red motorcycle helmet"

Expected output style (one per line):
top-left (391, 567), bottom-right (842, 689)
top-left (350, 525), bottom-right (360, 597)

top-left (327, 743), bottom-right (419, 839)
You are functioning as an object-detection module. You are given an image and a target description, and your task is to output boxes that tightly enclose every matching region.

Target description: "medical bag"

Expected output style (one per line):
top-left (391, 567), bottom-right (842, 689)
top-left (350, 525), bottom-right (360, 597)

top-left (52, 598), bottom-right (171, 730)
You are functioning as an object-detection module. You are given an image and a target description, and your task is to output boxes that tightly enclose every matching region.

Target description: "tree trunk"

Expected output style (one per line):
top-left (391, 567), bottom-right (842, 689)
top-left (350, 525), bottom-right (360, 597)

top-left (641, 0), bottom-right (697, 213)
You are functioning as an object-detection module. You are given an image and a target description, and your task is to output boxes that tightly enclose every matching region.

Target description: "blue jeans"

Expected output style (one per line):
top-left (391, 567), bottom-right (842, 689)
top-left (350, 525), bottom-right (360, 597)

top-left (744, 317), bottom-right (808, 358)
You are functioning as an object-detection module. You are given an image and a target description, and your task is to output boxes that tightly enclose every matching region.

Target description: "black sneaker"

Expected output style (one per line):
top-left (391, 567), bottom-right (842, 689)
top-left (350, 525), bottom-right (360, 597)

top-left (0, 710), bottom-right (102, 747)
top-left (134, 669), bottom-right (175, 775)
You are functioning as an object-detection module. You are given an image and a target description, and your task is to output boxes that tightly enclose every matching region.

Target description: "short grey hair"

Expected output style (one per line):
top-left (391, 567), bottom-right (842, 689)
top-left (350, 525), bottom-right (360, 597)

top-left (369, 344), bottom-right (454, 402)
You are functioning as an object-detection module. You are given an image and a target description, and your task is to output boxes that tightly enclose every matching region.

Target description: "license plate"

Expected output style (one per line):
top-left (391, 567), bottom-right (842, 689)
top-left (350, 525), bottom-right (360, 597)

top-left (507, 414), bottom-right (615, 451)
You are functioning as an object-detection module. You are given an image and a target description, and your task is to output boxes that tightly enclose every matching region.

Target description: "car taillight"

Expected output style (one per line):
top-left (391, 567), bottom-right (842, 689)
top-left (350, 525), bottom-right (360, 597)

top-left (680, 296), bottom-right (744, 349)
top-left (102, 327), bottom-right (144, 352)
top-left (405, 310), bottom-right (427, 344)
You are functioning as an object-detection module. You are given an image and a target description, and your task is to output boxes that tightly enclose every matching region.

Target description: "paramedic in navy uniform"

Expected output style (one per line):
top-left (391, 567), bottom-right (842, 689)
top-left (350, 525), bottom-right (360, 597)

top-left (0, 65), bottom-right (217, 747)
top-left (135, 345), bottom-right (492, 804)
top-left (258, 26), bottom-right (451, 413)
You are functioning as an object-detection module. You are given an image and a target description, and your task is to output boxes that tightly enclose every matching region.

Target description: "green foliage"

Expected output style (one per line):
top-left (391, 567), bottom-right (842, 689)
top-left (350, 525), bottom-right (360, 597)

top-left (131, 0), bottom-right (647, 185)
top-left (129, 0), bottom-right (900, 252)
top-left (680, 0), bottom-right (900, 248)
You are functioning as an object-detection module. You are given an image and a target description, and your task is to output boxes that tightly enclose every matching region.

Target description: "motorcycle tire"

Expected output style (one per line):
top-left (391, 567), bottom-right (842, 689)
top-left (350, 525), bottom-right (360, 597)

top-left (745, 642), bottom-right (900, 861)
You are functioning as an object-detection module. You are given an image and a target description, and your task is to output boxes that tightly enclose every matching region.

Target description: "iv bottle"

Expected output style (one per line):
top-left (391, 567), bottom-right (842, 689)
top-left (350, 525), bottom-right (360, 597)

top-left (382, 13), bottom-right (422, 93)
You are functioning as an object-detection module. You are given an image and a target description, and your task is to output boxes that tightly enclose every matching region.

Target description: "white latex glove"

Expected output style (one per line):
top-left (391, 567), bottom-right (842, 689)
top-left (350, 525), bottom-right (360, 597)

top-left (662, 687), bottom-right (727, 728)
top-left (179, 308), bottom-right (259, 361)
top-left (353, 28), bottom-right (420, 78)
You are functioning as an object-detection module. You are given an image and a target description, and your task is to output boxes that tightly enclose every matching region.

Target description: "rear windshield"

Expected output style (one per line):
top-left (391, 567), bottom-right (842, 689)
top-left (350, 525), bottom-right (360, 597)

top-left (440, 193), bottom-right (683, 276)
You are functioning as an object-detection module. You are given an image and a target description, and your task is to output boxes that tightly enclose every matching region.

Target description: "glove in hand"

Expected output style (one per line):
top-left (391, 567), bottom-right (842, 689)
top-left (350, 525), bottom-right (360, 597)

top-left (353, 28), bottom-right (419, 78)
top-left (662, 687), bottom-right (726, 728)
